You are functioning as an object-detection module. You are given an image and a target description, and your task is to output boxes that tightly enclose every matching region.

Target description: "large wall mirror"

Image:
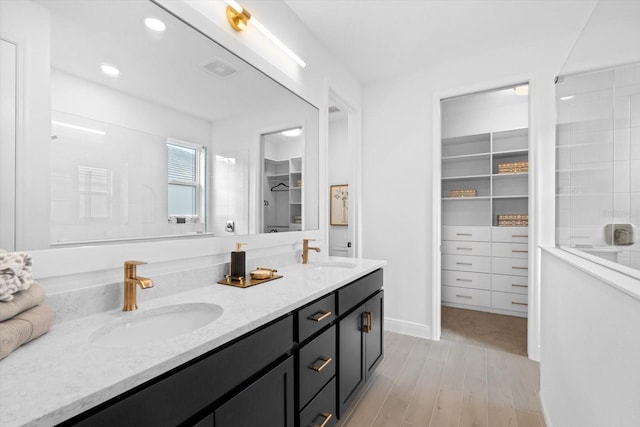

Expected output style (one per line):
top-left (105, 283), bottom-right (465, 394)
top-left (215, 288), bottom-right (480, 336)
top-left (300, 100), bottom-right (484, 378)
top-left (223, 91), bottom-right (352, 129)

top-left (0, 0), bottom-right (319, 251)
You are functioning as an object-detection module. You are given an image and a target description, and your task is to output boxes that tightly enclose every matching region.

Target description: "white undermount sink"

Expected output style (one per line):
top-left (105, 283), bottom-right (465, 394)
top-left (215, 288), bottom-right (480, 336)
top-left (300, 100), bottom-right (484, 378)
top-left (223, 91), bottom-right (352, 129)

top-left (89, 303), bottom-right (223, 347)
top-left (310, 261), bottom-right (357, 270)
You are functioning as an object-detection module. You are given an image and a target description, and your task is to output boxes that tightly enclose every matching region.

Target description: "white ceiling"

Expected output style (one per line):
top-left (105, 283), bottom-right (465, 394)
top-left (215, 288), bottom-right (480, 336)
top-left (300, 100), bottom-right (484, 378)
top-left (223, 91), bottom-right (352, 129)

top-left (284, 0), bottom-right (599, 85)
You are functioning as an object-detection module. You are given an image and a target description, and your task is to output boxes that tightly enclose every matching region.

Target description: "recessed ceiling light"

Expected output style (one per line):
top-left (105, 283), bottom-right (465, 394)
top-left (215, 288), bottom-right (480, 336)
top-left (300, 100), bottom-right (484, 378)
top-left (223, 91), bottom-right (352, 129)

top-left (560, 95), bottom-right (575, 101)
top-left (144, 17), bottom-right (166, 32)
top-left (100, 64), bottom-right (120, 77)
top-left (513, 85), bottom-right (529, 96)
top-left (282, 128), bottom-right (302, 137)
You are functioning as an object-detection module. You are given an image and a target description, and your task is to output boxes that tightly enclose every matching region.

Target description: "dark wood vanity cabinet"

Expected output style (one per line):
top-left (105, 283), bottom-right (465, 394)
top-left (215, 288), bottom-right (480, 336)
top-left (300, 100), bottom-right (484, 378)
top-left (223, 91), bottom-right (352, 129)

top-left (61, 268), bottom-right (383, 427)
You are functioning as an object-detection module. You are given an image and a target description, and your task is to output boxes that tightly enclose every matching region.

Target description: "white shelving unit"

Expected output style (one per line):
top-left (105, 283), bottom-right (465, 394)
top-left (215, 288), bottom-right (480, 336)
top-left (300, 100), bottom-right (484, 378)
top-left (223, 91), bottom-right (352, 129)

top-left (264, 156), bottom-right (303, 232)
top-left (441, 127), bottom-right (530, 318)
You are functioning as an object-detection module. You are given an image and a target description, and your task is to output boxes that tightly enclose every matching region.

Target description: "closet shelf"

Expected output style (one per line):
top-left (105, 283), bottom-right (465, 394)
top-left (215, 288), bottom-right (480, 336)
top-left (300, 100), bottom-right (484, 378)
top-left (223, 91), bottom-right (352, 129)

top-left (442, 174), bottom-right (491, 181)
top-left (442, 196), bottom-right (491, 201)
top-left (442, 153), bottom-right (490, 161)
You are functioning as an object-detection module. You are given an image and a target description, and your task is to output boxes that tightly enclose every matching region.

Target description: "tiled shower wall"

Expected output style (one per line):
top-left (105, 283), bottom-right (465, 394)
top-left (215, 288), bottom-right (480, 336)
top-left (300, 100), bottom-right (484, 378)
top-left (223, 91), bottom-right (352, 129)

top-left (556, 62), bottom-right (640, 270)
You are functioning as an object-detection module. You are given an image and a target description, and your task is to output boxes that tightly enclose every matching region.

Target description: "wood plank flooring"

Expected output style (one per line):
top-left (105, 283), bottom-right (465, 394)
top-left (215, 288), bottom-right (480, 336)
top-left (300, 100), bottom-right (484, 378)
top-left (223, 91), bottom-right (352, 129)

top-left (336, 308), bottom-right (544, 427)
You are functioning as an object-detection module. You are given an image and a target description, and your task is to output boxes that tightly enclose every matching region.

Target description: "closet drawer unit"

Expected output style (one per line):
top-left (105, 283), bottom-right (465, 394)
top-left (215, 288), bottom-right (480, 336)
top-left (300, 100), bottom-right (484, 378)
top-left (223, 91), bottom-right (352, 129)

top-left (491, 291), bottom-right (528, 313)
top-left (442, 254), bottom-right (491, 274)
top-left (491, 242), bottom-right (529, 259)
top-left (441, 240), bottom-right (491, 257)
top-left (492, 227), bottom-right (528, 243)
top-left (441, 270), bottom-right (490, 291)
top-left (491, 274), bottom-right (528, 295)
top-left (442, 226), bottom-right (491, 242)
top-left (491, 257), bottom-right (528, 277)
top-left (442, 285), bottom-right (491, 308)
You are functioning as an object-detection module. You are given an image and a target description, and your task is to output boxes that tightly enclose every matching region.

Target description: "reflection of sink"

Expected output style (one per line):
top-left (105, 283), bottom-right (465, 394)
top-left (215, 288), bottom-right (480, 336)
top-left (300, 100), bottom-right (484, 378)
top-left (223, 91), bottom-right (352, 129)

top-left (89, 303), bottom-right (223, 347)
top-left (311, 261), bottom-right (357, 270)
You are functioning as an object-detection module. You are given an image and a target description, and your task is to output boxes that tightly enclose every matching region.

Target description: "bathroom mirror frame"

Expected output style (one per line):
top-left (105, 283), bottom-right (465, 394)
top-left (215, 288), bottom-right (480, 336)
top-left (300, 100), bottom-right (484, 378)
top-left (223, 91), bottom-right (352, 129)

top-left (1, 0), bottom-right (321, 252)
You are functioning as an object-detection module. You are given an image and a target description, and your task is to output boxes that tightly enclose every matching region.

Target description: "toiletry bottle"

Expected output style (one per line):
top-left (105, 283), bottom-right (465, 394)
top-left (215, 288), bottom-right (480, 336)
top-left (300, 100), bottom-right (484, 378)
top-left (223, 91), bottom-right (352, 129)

top-left (230, 242), bottom-right (248, 278)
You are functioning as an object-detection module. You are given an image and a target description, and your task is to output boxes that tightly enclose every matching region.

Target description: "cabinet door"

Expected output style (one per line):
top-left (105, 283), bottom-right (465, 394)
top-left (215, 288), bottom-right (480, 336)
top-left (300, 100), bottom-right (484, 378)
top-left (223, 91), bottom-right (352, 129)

top-left (364, 290), bottom-right (384, 380)
top-left (338, 304), bottom-right (365, 417)
top-left (214, 357), bottom-right (294, 427)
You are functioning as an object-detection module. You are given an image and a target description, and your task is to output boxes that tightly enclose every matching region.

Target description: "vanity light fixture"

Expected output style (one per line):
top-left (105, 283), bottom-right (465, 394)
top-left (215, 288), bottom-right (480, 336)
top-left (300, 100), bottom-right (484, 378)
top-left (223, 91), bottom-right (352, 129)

top-left (282, 127), bottom-right (302, 137)
top-left (51, 120), bottom-right (106, 136)
top-left (144, 17), bottom-right (166, 32)
top-left (100, 64), bottom-right (120, 77)
top-left (513, 85), bottom-right (529, 96)
top-left (224, 0), bottom-right (307, 68)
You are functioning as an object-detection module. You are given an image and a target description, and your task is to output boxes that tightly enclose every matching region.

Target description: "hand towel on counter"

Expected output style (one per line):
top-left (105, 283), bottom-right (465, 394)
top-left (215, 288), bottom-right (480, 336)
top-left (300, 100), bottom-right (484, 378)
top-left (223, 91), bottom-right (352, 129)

top-left (0, 283), bottom-right (46, 322)
top-left (0, 303), bottom-right (55, 360)
top-left (0, 250), bottom-right (35, 301)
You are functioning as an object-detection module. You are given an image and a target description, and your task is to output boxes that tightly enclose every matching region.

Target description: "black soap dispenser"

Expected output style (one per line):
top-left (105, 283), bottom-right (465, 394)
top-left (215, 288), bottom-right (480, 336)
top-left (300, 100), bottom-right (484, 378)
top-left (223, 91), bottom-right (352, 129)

top-left (230, 242), bottom-right (247, 279)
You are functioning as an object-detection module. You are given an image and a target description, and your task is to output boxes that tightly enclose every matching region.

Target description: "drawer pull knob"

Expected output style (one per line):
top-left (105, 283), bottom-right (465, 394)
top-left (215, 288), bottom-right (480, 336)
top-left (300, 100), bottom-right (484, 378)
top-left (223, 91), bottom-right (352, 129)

top-left (512, 234), bottom-right (528, 238)
top-left (456, 233), bottom-right (473, 236)
top-left (456, 294), bottom-right (472, 299)
top-left (512, 250), bottom-right (528, 253)
top-left (512, 266), bottom-right (528, 270)
top-left (456, 262), bottom-right (472, 266)
top-left (308, 311), bottom-right (332, 322)
top-left (456, 247), bottom-right (473, 250)
top-left (313, 412), bottom-right (333, 427)
top-left (362, 311), bottom-right (373, 333)
top-left (456, 278), bottom-right (472, 282)
top-left (512, 301), bottom-right (528, 306)
top-left (512, 284), bottom-right (528, 288)
top-left (310, 356), bottom-right (333, 372)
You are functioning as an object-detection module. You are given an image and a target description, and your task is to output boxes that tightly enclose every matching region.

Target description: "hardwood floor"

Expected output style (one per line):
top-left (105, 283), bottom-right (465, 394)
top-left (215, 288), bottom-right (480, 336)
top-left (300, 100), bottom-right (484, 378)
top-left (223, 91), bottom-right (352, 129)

top-left (336, 308), bottom-right (544, 427)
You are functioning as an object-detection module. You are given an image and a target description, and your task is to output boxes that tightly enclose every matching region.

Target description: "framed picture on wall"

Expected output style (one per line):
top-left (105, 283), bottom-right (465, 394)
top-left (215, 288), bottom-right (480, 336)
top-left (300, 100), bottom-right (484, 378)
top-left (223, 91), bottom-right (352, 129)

top-left (330, 184), bottom-right (349, 226)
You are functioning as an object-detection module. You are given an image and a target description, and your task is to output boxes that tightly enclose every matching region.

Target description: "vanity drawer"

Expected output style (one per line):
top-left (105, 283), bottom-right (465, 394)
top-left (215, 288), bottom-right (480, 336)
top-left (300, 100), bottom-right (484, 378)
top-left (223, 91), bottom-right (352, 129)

top-left (442, 226), bottom-right (491, 242)
top-left (492, 226), bottom-right (529, 243)
top-left (491, 242), bottom-right (529, 259)
top-left (441, 240), bottom-right (491, 257)
top-left (299, 325), bottom-right (336, 409)
top-left (442, 286), bottom-right (491, 308)
top-left (491, 291), bottom-right (528, 313)
top-left (298, 293), bottom-right (336, 343)
top-left (492, 274), bottom-right (528, 295)
top-left (442, 254), bottom-right (491, 273)
top-left (441, 270), bottom-right (490, 291)
top-left (491, 257), bottom-right (528, 277)
top-left (337, 268), bottom-right (383, 316)
top-left (299, 378), bottom-right (337, 427)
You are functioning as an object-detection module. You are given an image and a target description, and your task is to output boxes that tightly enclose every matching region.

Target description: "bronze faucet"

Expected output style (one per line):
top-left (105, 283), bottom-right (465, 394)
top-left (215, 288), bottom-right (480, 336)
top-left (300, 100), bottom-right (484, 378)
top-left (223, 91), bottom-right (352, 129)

top-left (302, 239), bottom-right (321, 264)
top-left (123, 261), bottom-right (154, 311)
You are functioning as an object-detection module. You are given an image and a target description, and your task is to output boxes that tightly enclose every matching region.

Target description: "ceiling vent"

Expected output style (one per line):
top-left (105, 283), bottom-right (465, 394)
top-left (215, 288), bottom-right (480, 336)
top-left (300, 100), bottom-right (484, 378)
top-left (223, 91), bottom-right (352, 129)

top-left (328, 105), bottom-right (341, 114)
top-left (202, 57), bottom-right (238, 78)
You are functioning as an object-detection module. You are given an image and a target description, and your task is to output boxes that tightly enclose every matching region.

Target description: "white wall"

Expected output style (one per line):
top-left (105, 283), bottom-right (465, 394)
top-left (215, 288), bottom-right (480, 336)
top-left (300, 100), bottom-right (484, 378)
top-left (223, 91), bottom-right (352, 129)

top-left (540, 249), bottom-right (640, 427)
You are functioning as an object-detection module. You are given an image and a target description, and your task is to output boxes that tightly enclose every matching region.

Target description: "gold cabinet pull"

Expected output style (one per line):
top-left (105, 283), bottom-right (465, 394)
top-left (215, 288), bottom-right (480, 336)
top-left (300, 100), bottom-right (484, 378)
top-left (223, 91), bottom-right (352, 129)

top-left (310, 356), bottom-right (333, 372)
top-left (511, 284), bottom-right (528, 288)
top-left (313, 412), bottom-right (333, 427)
top-left (512, 266), bottom-right (528, 270)
top-left (456, 278), bottom-right (472, 282)
top-left (456, 262), bottom-right (472, 266)
top-left (362, 311), bottom-right (373, 333)
top-left (512, 234), bottom-right (528, 238)
top-left (456, 294), bottom-right (472, 299)
top-left (456, 247), bottom-right (473, 250)
top-left (512, 250), bottom-right (528, 253)
top-left (308, 311), bottom-right (332, 322)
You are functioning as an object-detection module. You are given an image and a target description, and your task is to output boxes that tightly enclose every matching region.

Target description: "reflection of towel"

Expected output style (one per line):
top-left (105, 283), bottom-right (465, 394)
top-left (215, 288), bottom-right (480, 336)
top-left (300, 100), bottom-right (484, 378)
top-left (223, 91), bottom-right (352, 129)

top-left (0, 283), bottom-right (46, 322)
top-left (0, 250), bottom-right (35, 301)
top-left (0, 303), bottom-right (55, 360)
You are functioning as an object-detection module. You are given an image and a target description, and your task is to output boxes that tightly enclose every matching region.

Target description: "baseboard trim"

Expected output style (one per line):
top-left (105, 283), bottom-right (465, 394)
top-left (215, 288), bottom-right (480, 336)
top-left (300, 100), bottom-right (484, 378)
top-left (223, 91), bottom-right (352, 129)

top-left (384, 317), bottom-right (432, 340)
top-left (539, 390), bottom-right (553, 427)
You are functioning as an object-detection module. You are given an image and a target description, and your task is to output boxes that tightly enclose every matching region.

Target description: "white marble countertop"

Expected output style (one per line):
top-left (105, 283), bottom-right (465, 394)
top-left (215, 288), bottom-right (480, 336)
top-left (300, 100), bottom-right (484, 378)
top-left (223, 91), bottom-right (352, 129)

top-left (0, 257), bottom-right (386, 427)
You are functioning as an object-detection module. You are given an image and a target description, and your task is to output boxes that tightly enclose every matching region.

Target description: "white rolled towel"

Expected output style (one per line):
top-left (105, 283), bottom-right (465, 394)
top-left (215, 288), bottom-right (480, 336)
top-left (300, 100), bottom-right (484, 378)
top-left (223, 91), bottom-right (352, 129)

top-left (0, 250), bottom-right (35, 301)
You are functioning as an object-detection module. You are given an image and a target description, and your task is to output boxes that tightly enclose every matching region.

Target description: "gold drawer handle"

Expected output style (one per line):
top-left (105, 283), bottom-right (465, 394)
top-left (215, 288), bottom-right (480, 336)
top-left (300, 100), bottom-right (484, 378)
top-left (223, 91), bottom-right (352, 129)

top-left (362, 311), bottom-right (373, 333)
top-left (512, 266), bottom-right (528, 270)
top-left (308, 311), bottom-right (332, 322)
top-left (456, 278), bottom-right (472, 282)
top-left (456, 233), bottom-right (473, 236)
top-left (456, 247), bottom-right (473, 250)
top-left (313, 412), bottom-right (333, 427)
top-left (512, 301), bottom-right (528, 306)
top-left (310, 356), bottom-right (333, 372)
top-left (512, 284), bottom-right (528, 288)
top-left (456, 262), bottom-right (472, 266)
top-left (512, 234), bottom-right (528, 238)
top-left (456, 294), bottom-right (472, 299)
top-left (512, 250), bottom-right (528, 253)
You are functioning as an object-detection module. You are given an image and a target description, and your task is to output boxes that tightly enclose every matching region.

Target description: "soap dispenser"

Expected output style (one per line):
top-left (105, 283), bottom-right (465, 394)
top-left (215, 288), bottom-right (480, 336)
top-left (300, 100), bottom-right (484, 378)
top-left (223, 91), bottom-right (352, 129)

top-left (230, 242), bottom-right (248, 279)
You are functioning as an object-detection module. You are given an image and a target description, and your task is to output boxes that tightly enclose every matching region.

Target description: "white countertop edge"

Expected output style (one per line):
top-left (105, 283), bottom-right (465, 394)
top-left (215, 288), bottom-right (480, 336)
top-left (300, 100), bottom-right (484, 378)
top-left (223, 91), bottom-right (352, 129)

top-left (541, 246), bottom-right (640, 301)
top-left (0, 258), bottom-right (386, 427)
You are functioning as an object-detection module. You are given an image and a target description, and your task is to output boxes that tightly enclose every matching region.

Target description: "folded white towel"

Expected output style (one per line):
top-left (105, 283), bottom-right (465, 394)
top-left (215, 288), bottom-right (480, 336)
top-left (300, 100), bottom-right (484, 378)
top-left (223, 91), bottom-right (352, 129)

top-left (0, 250), bottom-right (35, 301)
